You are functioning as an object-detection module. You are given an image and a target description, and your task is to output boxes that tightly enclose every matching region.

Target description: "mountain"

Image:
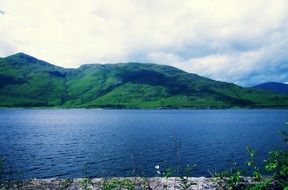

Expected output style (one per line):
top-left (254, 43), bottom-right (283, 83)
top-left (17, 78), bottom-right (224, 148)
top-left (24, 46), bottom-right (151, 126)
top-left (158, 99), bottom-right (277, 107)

top-left (252, 82), bottom-right (288, 95)
top-left (0, 53), bottom-right (67, 107)
top-left (1, 53), bottom-right (288, 108)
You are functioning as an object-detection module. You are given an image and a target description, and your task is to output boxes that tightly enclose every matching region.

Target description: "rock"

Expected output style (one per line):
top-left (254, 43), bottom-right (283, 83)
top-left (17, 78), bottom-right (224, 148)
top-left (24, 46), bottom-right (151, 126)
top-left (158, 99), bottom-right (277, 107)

top-left (1, 176), bottom-right (271, 190)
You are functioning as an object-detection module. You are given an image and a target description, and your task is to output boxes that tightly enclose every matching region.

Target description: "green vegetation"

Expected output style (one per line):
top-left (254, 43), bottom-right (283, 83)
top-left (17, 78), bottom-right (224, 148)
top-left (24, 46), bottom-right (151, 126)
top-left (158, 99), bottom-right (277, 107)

top-left (213, 162), bottom-right (245, 189)
top-left (1, 53), bottom-right (288, 108)
top-left (263, 129), bottom-right (288, 189)
top-left (102, 178), bottom-right (135, 190)
top-left (81, 162), bottom-right (92, 190)
top-left (179, 164), bottom-right (197, 190)
top-left (246, 146), bottom-right (261, 181)
top-left (212, 124), bottom-right (288, 190)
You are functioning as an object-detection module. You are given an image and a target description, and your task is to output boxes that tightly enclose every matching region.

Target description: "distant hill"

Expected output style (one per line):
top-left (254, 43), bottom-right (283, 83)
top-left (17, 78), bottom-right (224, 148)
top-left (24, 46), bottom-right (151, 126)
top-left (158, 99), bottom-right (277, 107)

top-left (252, 82), bottom-right (288, 95)
top-left (1, 53), bottom-right (288, 108)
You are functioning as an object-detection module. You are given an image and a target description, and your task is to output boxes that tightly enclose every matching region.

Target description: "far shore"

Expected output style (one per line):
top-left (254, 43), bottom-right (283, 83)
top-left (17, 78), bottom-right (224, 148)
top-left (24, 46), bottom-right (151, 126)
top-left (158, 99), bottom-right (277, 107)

top-left (1, 106), bottom-right (288, 110)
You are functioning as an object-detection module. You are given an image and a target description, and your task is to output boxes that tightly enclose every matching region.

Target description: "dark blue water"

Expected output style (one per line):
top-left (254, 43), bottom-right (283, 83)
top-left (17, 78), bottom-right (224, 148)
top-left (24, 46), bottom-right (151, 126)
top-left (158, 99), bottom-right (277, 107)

top-left (0, 109), bottom-right (287, 179)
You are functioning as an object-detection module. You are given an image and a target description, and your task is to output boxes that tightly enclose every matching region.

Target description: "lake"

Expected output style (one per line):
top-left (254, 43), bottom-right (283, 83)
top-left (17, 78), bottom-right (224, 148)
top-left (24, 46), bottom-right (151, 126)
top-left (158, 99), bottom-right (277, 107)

top-left (0, 109), bottom-right (287, 179)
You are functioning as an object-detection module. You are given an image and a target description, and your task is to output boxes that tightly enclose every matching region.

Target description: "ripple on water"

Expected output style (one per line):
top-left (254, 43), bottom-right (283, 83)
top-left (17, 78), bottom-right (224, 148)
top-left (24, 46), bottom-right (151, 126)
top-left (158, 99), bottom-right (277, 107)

top-left (0, 109), bottom-right (287, 179)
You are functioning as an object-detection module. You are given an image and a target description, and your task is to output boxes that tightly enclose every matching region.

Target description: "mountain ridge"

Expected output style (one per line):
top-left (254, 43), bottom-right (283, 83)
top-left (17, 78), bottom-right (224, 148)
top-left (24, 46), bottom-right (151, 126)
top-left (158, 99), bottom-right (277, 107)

top-left (1, 53), bottom-right (288, 108)
top-left (252, 82), bottom-right (288, 95)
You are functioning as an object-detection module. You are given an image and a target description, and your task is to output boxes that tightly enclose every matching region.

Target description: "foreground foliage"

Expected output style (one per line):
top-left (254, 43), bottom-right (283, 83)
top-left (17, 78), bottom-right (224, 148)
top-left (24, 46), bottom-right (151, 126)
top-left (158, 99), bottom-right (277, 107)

top-left (212, 124), bottom-right (288, 190)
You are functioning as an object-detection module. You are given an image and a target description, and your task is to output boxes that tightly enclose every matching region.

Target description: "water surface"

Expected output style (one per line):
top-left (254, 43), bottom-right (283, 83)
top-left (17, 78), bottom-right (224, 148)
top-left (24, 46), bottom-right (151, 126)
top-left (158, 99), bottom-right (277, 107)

top-left (0, 109), bottom-right (287, 179)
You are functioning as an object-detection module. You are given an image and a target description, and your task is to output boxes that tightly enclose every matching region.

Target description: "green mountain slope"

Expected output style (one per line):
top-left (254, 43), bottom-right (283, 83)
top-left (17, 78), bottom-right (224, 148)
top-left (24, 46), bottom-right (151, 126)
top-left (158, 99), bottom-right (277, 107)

top-left (0, 53), bottom-right (67, 107)
top-left (1, 53), bottom-right (288, 108)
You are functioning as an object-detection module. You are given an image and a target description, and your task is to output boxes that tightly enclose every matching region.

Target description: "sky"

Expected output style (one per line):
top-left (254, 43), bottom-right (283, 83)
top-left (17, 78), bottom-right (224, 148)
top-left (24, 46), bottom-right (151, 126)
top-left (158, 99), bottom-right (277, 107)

top-left (0, 0), bottom-right (288, 86)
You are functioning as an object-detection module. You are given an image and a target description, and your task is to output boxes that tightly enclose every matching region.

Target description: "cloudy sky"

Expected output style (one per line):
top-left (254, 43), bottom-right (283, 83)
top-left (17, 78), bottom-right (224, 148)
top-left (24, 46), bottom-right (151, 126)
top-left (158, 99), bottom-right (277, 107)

top-left (0, 0), bottom-right (288, 86)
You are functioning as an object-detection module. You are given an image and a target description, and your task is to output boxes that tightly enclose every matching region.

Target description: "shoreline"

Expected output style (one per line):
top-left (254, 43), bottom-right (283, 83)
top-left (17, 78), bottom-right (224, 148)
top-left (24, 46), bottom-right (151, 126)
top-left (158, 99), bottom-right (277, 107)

top-left (1, 107), bottom-right (288, 110)
top-left (0, 177), bottom-right (247, 190)
top-left (1, 176), bottom-right (280, 190)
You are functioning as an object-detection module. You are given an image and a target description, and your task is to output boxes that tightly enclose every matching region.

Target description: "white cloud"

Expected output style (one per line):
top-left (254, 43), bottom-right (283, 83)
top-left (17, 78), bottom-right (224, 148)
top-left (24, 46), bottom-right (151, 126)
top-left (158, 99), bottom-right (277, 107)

top-left (0, 0), bottom-right (288, 85)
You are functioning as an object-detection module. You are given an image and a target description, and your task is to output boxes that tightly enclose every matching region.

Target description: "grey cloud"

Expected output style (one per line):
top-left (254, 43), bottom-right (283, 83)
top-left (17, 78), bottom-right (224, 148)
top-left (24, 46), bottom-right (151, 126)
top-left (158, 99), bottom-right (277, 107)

top-left (0, 0), bottom-right (288, 86)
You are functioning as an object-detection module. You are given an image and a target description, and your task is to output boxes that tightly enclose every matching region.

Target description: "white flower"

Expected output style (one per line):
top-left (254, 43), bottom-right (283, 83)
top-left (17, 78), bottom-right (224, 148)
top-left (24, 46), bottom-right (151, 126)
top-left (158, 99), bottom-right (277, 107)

top-left (157, 171), bottom-right (161, 175)
top-left (155, 165), bottom-right (160, 170)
